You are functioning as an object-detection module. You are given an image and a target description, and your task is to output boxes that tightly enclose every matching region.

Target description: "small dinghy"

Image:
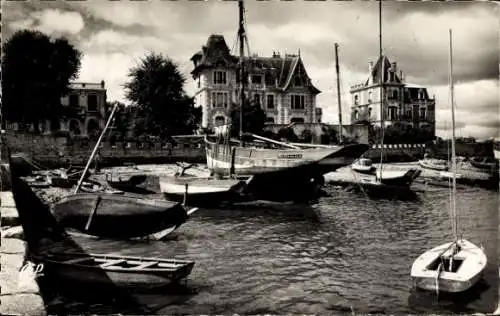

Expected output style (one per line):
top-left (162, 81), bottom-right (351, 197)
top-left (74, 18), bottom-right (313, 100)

top-left (411, 239), bottom-right (487, 293)
top-left (469, 156), bottom-right (498, 170)
top-left (31, 251), bottom-right (195, 289)
top-left (418, 159), bottom-right (449, 171)
top-left (23, 175), bottom-right (51, 188)
top-left (106, 174), bottom-right (148, 192)
top-left (159, 175), bottom-right (249, 206)
top-left (376, 169), bottom-right (422, 187)
top-left (351, 158), bottom-right (376, 174)
top-left (52, 193), bottom-right (189, 238)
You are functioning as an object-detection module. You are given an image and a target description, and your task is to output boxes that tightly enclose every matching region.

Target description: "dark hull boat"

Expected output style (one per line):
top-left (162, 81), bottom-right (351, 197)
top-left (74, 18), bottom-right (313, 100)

top-left (30, 251), bottom-right (195, 290)
top-left (159, 175), bottom-right (249, 206)
top-left (106, 174), bottom-right (148, 192)
top-left (469, 156), bottom-right (498, 170)
top-left (52, 193), bottom-right (189, 239)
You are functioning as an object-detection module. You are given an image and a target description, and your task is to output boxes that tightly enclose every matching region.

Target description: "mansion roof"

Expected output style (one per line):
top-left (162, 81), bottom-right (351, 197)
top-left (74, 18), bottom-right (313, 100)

top-left (191, 34), bottom-right (321, 94)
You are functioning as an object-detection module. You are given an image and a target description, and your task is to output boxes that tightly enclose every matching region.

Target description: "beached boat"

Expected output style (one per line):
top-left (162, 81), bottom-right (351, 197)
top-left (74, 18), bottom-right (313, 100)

top-left (469, 156), bottom-right (498, 170)
top-left (411, 30), bottom-right (487, 295)
top-left (31, 251), bottom-right (195, 288)
top-left (376, 169), bottom-right (422, 187)
top-left (106, 174), bottom-right (148, 192)
top-left (52, 193), bottom-right (189, 239)
top-left (351, 158), bottom-right (376, 174)
top-left (159, 175), bottom-right (249, 206)
top-left (418, 159), bottom-right (449, 171)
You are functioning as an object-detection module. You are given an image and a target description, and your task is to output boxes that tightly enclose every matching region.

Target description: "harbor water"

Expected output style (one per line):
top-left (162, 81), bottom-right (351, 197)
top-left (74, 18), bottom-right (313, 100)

top-left (41, 183), bottom-right (498, 314)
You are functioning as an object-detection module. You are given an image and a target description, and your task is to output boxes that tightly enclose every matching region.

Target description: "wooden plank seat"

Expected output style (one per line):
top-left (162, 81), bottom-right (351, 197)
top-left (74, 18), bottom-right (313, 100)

top-left (99, 259), bottom-right (126, 268)
top-left (133, 261), bottom-right (158, 269)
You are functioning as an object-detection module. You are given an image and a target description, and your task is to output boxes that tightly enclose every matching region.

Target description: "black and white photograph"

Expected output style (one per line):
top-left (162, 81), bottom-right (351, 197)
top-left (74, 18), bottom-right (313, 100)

top-left (0, 0), bottom-right (499, 314)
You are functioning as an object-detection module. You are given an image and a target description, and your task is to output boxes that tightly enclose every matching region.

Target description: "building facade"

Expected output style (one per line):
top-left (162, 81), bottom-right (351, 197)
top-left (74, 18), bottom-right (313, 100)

top-left (190, 35), bottom-right (322, 130)
top-left (56, 81), bottom-right (107, 136)
top-left (349, 56), bottom-right (435, 134)
top-left (6, 81), bottom-right (107, 137)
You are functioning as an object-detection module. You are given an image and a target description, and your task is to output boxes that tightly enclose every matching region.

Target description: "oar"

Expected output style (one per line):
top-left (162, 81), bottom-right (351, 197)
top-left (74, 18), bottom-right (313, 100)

top-left (85, 195), bottom-right (102, 231)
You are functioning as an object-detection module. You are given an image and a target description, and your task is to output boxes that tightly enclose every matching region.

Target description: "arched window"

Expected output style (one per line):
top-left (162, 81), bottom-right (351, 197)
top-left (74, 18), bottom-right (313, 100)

top-left (354, 94), bottom-right (359, 105)
top-left (368, 91), bottom-right (373, 103)
top-left (368, 107), bottom-right (372, 119)
top-left (354, 110), bottom-right (359, 120)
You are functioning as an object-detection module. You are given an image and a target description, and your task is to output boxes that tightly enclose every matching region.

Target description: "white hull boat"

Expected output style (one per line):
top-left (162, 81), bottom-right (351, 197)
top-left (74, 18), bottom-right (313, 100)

top-left (159, 175), bottom-right (249, 206)
top-left (351, 158), bottom-right (376, 174)
top-left (411, 239), bottom-right (487, 293)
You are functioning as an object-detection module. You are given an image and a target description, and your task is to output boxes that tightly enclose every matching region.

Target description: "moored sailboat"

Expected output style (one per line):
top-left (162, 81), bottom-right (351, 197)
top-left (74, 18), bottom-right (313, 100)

top-left (411, 29), bottom-right (487, 294)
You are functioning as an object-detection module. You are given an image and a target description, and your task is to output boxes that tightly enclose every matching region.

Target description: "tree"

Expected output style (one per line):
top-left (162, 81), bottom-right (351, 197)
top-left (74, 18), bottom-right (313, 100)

top-left (320, 125), bottom-right (338, 144)
top-left (124, 52), bottom-right (200, 138)
top-left (2, 30), bottom-right (82, 132)
top-left (229, 99), bottom-right (266, 138)
top-left (277, 127), bottom-right (298, 142)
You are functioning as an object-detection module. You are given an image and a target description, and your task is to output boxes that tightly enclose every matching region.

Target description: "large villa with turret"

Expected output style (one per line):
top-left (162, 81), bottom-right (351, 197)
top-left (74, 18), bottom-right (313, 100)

top-left (189, 34), bottom-right (436, 141)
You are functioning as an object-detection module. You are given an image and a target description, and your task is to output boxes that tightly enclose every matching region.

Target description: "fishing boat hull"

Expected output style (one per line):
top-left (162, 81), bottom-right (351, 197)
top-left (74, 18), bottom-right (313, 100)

top-left (52, 193), bottom-right (189, 238)
top-left (33, 252), bottom-right (195, 289)
top-left (205, 138), bottom-right (370, 177)
top-left (411, 239), bottom-right (487, 293)
top-left (159, 176), bottom-right (248, 206)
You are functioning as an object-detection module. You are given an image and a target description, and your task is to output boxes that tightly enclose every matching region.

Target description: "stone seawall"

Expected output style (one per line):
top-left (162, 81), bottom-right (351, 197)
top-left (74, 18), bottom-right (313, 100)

top-left (5, 132), bottom-right (206, 169)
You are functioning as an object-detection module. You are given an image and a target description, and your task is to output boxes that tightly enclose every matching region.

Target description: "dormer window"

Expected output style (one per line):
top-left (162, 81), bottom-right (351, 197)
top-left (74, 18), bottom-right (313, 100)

top-left (418, 89), bottom-right (424, 100)
top-left (294, 75), bottom-right (302, 86)
top-left (251, 75), bottom-right (262, 84)
top-left (213, 71), bottom-right (227, 84)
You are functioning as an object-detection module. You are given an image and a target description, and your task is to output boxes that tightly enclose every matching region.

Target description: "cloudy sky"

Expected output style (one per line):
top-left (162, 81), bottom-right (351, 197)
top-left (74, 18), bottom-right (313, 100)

top-left (3, 0), bottom-right (498, 139)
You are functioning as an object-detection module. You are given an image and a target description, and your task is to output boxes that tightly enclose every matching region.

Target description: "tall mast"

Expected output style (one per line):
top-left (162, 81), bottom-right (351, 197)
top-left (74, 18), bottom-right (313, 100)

top-left (238, 0), bottom-right (246, 144)
top-left (334, 43), bottom-right (343, 144)
top-left (378, 0), bottom-right (385, 179)
top-left (449, 29), bottom-right (458, 241)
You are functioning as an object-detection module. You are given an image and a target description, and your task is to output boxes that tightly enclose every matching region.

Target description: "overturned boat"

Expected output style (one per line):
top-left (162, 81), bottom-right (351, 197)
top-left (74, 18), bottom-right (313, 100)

top-left (52, 193), bottom-right (190, 239)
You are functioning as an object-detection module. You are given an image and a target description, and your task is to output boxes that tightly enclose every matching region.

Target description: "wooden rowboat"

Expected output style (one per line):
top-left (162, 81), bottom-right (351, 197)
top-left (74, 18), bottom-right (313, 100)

top-left (159, 175), bottom-right (249, 206)
top-left (32, 251), bottom-right (195, 289)
top-left (106, 174), bottom-right (148, 192)
top-left (52, 193), bottom-right (189, 239)
top-left (411, 239), bottom-right (487, 293)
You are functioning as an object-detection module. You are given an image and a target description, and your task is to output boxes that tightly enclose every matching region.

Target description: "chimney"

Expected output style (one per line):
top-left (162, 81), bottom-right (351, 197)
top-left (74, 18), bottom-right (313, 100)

top-left (101, 80), bottom-right (105, 88)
